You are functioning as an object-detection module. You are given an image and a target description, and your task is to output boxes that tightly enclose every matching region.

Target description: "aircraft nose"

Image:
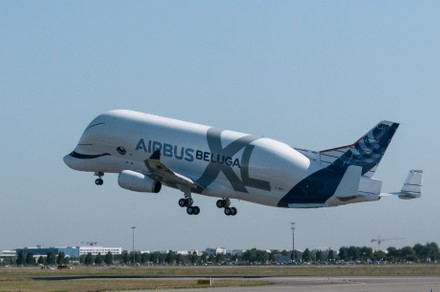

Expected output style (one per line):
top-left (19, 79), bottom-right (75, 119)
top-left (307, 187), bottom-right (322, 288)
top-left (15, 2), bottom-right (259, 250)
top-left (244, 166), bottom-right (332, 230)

top-left (63, 152), bottom-right (75, 169)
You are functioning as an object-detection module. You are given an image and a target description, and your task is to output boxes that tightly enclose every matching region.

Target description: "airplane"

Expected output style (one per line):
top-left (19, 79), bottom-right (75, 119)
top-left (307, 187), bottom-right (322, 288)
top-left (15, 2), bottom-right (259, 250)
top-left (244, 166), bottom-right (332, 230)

top-left (64, 109), bottom-right (422, 216)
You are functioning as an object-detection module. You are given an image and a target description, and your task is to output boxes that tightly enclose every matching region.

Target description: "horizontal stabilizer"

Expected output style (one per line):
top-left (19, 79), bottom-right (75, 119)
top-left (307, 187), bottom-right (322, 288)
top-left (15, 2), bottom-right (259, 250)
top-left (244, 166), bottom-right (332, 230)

top-left (382, 169), bottom-right (423, 200)
top-left (398, 169), bottom-right (423, 199)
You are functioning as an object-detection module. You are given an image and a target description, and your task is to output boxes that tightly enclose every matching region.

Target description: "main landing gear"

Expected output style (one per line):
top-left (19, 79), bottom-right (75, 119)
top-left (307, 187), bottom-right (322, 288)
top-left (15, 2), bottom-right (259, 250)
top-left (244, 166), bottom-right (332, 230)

top-left (177, 193), bottom-right (238, 216)
top-left (216, 198), bottom-right (237, 216)
top-left (178, 193), bottom-right (200, 215)
top-left (94, 172), bottom-right (104, 186)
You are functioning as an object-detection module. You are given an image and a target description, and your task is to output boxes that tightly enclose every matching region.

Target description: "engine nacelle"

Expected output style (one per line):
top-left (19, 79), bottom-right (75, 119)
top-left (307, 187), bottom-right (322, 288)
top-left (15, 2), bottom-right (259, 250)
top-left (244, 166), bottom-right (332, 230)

top-left (118, 170), bottom-right (162, 193)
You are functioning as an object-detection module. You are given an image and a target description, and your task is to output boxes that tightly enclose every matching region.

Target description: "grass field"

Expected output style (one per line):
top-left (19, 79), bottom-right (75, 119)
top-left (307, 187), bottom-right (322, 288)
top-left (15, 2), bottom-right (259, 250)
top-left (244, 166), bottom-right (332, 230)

top-left (0, 278), bottom-right (269, 292)
top-left (1, 264), bottom-right (439, 291)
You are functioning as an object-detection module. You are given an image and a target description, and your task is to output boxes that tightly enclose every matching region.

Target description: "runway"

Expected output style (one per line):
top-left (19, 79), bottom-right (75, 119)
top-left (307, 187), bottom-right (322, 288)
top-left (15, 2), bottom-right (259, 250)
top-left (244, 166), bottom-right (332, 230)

top-left (131, 276), bottom-right (440, 292)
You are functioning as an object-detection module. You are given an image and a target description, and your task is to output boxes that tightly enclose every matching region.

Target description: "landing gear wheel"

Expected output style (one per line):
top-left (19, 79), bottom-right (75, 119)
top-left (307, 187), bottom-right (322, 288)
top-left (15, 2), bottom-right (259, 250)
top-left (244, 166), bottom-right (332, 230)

top-left (224, 207), bottom-right (237, 216)
top-left (193, 206), bottom-right (200, 215)
top-left (180, 191), bottom-right (197, 215)
top-left (224, 207), bottom-right (232, 216)
top-left (187, 206), bottom-right (194, 215)
top-left (186, 206), bottom-right (200, 215)
top-left (216, 199), bottom-right (230, 208)
top-left (230, 207), bottom-right (237, 216)
top-left (94, 172), bottom-right (104, 186)
top-left (179, 198), bottom-right (193, 207)
top-left (216, 199), bottom-right (224, 208)
top-left (179, 198), bottom-right (187, 207)
top-left (217, 199), bottom-right (236, 216)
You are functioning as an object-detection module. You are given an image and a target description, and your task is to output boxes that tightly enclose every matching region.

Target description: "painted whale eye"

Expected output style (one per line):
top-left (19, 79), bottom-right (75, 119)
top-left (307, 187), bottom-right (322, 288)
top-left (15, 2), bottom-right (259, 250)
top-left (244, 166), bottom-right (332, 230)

top-left (117, 146), bottom-right (126, 155)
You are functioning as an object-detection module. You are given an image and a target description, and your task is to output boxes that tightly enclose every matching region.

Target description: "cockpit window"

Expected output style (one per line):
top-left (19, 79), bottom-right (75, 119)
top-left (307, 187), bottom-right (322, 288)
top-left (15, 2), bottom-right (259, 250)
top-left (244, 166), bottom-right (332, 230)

top-left (86, 122), bottom-right (105, 130)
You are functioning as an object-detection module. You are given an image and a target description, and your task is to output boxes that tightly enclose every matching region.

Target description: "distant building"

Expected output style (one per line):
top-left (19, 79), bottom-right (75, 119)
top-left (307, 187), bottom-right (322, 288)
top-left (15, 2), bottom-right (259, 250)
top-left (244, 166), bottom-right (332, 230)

top-left (0, 250), bottom-right (16, 261)
top-left (205, 247), bottom-right (226, 255)
top-left (141, 250), bottom-right (202, 256)
top-left (176, 250), bottom-right (203, 256)
top-left (15, 246), bottom-right (122, 258)
top-left (79, 246), bottom-right (122, 256)
top-left (16, 246), bottom-right (80, 258)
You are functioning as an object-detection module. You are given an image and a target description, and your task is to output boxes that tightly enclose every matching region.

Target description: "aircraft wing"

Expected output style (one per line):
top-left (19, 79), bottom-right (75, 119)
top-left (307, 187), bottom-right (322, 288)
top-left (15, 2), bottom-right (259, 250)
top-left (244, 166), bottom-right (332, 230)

top-left (144, 150), bottom-right (204, 193)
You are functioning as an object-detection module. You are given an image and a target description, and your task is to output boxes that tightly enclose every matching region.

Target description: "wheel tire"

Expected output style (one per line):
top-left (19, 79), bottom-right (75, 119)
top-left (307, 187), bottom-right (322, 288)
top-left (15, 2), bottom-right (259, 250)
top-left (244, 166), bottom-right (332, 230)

top-left (216, 199), bottom-right (224, 208)
top-left (230, 207), bottom-right (237, 216)
top-left (224, 199), bottom-right (231, 207)
top-left (186, 206), bottom-right (194, 215)
top-left (179, 198), bottom-right (187, 207)
top-left (224, 207), bottom-right (232, 216)
top-left (193, 206), bottom-right (200, 215)
top-left (95, 178), bottom-right (103, 185)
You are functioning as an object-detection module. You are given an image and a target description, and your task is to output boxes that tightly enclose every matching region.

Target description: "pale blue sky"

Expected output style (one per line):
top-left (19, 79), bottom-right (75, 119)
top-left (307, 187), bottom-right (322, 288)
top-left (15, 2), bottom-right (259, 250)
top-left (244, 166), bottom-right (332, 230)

top-left (1, 1), bottom-right (439, 252)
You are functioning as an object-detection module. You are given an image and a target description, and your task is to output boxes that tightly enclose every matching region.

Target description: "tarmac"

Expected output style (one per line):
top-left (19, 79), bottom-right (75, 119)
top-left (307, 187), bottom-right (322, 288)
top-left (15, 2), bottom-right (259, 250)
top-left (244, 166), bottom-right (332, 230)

top-left (128, 276), bottom-right (440, 292)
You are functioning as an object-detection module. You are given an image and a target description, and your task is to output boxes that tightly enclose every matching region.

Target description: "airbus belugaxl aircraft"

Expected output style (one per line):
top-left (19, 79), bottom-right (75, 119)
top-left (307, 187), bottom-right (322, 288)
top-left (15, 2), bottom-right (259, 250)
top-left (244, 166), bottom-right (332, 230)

top-left (64, 110), bottom-right (422, 216)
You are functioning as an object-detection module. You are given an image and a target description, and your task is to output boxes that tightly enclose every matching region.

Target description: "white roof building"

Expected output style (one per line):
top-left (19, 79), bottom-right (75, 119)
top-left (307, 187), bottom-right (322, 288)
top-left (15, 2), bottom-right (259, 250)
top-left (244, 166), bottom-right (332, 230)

top-left (0, 250), bottom-right (16, 258)
top-left (79, 246), bottom-right (122, 256)
top-left (205, 247), bottom-right (227, 255)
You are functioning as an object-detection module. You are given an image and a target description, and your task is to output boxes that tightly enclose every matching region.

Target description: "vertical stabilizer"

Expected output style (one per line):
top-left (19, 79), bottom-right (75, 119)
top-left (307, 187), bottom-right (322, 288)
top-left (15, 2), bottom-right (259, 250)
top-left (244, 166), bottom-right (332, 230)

top-left (320, 121), bottom-right (399, 176)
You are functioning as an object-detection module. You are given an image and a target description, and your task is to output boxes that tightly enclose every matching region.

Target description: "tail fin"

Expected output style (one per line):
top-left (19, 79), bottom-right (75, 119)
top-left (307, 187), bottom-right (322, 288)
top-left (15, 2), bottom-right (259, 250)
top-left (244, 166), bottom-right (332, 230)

top-left (397, 169), bottom-right (423, 199)
top-left (320, 121), bottom-right (399, 176)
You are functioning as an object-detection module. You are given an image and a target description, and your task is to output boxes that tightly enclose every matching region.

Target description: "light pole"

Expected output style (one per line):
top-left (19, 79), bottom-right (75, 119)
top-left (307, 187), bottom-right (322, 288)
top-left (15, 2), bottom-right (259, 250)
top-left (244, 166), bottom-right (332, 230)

top-left (291, 222), bottom-right (295, 262)
top-left (131, 226), bottom-right (136, 265)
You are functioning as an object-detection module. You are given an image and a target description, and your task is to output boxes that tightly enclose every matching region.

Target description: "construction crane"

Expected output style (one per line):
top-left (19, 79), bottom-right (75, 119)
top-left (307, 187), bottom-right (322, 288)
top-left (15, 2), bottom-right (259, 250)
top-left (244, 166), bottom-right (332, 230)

top-left (81, 241), bottom-right (98, 246)
top-left (371, 235), bottom-right (402, 251)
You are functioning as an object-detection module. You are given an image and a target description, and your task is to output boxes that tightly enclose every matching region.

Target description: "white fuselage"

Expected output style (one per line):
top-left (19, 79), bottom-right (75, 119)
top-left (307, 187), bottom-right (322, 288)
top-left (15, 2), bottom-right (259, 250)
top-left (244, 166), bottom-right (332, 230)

top-left (64, 110), bottom-right (386, 209)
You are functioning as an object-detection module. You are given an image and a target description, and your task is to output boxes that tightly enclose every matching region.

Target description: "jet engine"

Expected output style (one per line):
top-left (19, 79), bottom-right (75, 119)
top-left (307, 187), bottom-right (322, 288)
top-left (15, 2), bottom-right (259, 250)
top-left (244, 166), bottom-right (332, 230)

top-left (118, 170), bottom-right (162, 193)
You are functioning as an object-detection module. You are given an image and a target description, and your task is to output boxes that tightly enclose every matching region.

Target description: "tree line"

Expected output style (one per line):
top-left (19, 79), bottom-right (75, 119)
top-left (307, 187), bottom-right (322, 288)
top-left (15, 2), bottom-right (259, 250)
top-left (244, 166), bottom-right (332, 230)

top-left (6, 242), bottom-right (439, 267)
top-left (15, 251), bottom-right (70, 266)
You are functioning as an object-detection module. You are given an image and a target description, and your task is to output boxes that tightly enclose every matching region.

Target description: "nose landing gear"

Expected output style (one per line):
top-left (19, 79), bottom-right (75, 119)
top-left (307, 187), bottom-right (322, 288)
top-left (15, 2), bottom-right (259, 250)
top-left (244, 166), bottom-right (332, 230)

top-left (94, 172), bottom-right (104, 185)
